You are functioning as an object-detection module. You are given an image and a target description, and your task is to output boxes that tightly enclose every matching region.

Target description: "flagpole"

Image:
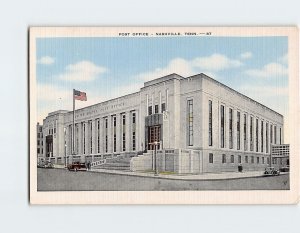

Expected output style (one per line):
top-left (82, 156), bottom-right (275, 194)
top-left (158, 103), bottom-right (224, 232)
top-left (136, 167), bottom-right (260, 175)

top-left (73, 89), bottom-right (75, 155)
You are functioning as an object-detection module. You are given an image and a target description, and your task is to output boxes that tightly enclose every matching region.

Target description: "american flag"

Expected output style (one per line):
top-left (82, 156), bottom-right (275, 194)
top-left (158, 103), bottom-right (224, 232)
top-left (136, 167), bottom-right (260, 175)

top-left (74, 89), bottom-right (87, 101)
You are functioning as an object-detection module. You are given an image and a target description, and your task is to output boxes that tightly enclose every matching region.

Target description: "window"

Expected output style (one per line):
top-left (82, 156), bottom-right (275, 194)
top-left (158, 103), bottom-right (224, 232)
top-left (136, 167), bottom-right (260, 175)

top-left (83, 123), bottom-right (86, 154)
top-left (161, 103), bottom-right (166, 112)
top-left (261, 121), bottom-right (264, 152)
top-left (113, 116), bottom-right (116, 153)
top-left (155, 104), bottom-right (159, 114)
top-left (237, 112), bottom-right (240, 150)
top-left (90, 121), bottom-right (92, 154)
top-left (274, 126), bottom-right (277, 144)
top-left (280, 128), bottom-right (282, 144)
top-left (132, 112), bottom-right (136, 151)
top-left (209, 153), bottom-right (213, 163)
top-left (105, 118), bottom-right (108, 153)
top-left (266, 123), bottom-right (269, 153)
top-left (220, 105), bottom-right (225, 148)
top-left (229, 108), bottom-right (233, 149)
top-left (187, 99), bottom-right (193, 146)
top-left (245, 156), bottom-right (248, 163)
top-left (244, 114), bottom-right (247, 151)
top-left (251, 156), bottom-right (254, 164)
top-left (209, 100), bottom-right (213, 146)
top-left (148, 106), bottom-right (152, 115)
top-left (37, 133), bottom-right (40, 138)
top-left (122, 114), bottom-right (126, 151)
top-left (238, 155), bottom-right (241, 164)
top-left (250, 116), bottom-right (253, 151)
top-left (270, 125), bottom-right (273, 144)
top-left (37, 148), bottom-right (40, 154)
top-left (256, 119), bottom-right (259, 152)
top-left (97, 119), bottom-right (100, 153)
top-left (267, 157), bottom-right (270, 165)
top-left (37, 140), bottom-right (40, 145)
top-left (231, 155), bottom-right (234, 163)
top-left (54, 127), bottom-right (56, 134)
top-left (222, 154), bottom-right (226, 163)
top-left (262, 157), bottom-right (265, 164)
top-left (257, 157), bottom-right (259, 164)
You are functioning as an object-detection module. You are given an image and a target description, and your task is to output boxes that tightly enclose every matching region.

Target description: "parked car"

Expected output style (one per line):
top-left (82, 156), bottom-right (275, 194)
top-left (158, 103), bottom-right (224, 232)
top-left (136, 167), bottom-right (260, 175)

top-left (37, 161), bottom-right (53, 168)
top-left (67, 162), bottom-right (87, 172)
top-left (280, 166), bottom-right (290, 172)
top-left (264, 167), bottom-right (280, 176)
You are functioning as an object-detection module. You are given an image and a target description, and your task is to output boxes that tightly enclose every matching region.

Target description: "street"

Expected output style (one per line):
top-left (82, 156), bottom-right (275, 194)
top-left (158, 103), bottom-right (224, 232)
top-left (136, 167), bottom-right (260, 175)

top-left (37, 168), bottom-right (290, 191)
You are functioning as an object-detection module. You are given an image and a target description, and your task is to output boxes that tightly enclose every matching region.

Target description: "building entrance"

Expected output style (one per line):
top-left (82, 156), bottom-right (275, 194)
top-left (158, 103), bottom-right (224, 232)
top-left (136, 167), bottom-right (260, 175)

top-left (148, 125), bottom-right (161, 150)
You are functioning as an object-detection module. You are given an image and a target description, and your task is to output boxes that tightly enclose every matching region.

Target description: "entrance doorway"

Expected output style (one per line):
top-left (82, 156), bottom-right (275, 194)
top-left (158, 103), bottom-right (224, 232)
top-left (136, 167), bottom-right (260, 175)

top-left (148, 125), bottom-right (161, 150)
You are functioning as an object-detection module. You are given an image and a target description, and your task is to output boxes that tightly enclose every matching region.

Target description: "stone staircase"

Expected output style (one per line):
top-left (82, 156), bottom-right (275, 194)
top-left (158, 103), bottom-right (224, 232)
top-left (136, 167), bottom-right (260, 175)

top-left (93, 156), bottom-right (132, 171)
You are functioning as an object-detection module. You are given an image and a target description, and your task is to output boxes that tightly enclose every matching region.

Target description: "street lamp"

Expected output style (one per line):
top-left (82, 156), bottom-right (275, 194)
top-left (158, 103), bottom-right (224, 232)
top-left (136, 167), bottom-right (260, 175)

top-left (149, 141), bottom-right (160, 176)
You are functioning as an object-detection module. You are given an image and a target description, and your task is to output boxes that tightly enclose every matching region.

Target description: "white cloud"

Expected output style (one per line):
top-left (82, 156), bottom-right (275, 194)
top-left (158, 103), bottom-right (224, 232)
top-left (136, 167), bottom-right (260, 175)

top-left (240, 52), bottom-right (252, 59)
top-left (245, 62), bottom-right (288, 78)
top-left (135, 54), bottom-right (242, 81)
top-left (57, 61), bottom-right (107, 82)
top-left (135, 58), bottom-right (194, 81)
top-left (37, 56), bottom-right (55, 65)
top-left (192, 54), bottom-right (242, 71)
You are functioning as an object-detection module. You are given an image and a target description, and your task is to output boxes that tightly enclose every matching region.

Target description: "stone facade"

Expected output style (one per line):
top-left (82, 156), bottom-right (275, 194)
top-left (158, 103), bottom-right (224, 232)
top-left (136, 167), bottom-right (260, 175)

top-left (41, 73), bottom-right (284, 173)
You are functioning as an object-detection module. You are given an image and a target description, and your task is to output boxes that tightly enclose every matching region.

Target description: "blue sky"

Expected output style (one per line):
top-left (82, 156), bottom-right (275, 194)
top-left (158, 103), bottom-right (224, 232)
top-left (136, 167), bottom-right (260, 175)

top-left (36, 36), bottom-right (289, 140)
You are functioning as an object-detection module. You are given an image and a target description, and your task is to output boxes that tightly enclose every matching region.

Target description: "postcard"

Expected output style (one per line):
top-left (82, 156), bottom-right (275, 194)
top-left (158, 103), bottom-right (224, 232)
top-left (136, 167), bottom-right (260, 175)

top-left (29, 26), bottom-right (299, 204)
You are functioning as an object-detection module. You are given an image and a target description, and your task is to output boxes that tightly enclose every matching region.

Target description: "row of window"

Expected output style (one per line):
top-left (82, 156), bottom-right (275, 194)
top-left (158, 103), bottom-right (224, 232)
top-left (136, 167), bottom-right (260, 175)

top-left (148, 103), bottom-right (166, 115)
top-left (70, 112), bottom-right (137, 155)
top-left (37, 148), bottom-right (43, 154)
top-left (206, 100), bottom-right (282, 151)
top-left (208, 153), bottom-right (280, 165)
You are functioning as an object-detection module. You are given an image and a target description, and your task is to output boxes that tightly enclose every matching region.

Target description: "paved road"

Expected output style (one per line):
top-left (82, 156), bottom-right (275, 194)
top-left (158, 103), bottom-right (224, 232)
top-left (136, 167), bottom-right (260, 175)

top-left (37, 168), bottom-right (290, 191)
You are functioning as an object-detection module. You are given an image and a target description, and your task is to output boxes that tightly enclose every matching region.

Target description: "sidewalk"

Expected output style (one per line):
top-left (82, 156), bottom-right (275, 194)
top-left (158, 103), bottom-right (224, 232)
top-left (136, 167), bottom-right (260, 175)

top-left (89, 168), bottom-right (288, 181)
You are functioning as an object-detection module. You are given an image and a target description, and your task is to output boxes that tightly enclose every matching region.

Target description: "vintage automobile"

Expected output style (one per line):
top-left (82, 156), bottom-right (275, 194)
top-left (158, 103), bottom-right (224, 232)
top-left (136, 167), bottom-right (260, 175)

top-left (264, 167), bottom-right (280, 176)
top-left (37, 161), bottom-right (53, 168)
top-left (280, 166), bottom-right (290, 172)
top-left (67, 162), bottom-right (87, 172)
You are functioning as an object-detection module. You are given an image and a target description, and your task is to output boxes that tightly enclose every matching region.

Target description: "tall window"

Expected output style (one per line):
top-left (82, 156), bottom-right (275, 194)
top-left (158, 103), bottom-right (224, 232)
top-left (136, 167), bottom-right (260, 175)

top-left (250, 116), bottom-right (253, 151)
top-left (270, 124), bottom-right (273, 144)
top-left (251, 156), bottom-right (254, 163)
top-left (90, 121), bottom-right (92, 154)
top-left (76, 124), bottom-right (79, 154)
top-left (161, 103), bottom-right (166, 112)
top-left (122, 114), bottom-right (126, 151)
top-left (256, 119), bottom-right (259, 152)
top-left (132, 112), bottom-right (136, 151)
top-left (209, 153), bottom-right (213, 163)
top-left (237, 111), bottom-right (240, 150)
top-left (243, 114), bottom-right (247, 151)
top-left (105, 118), bottom-right (108, 153)
top-left (97, 119), bottom-right (100, 153)
top-left (220, 105), bottom-right (225, 148)
top-left (113, 116), bottom-right (116, 152)
top-left (238, 155), bottom-right (241, 164)
top-left (83, 123), bottom-right (86, 154)
top-left (209, 100), bottom-right (213, 146)
top-left (229, 108), bottom-right (233, 149)
top-left (245, 156), bottom-right (248, 163)
top-left (261, 121), bottom-right (264, 152)
top-left (280, 128), bottom-right (282, 144)
top-left (274, 126), bottom-right (277, 144)
top-left (154, 105), bottom-right (159, 114)
top-left (148, 106), bottom-right (152, 115)
top-left (266, 123), bottom-right (269, 153)
top-left (187, 99), bottom-right (193, 146)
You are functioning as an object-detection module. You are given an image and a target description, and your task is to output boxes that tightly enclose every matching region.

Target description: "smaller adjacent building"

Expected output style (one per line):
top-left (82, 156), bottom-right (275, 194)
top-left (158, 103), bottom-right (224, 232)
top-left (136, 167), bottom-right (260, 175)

top-left (271, 144), bottom-right (290, 169)
top-left (36, 123), bottom-right (44, 163)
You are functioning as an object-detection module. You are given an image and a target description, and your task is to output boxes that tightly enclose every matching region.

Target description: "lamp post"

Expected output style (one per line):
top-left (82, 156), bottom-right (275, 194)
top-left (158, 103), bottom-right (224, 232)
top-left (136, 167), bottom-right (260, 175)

top-left (149, 141), bottom-right (160, 176)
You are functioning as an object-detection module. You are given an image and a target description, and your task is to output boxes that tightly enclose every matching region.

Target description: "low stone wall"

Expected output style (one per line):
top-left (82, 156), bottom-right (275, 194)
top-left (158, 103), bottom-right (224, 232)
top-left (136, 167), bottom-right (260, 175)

top-left (130, 153), bottom-right (153, 171)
